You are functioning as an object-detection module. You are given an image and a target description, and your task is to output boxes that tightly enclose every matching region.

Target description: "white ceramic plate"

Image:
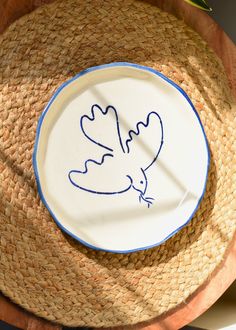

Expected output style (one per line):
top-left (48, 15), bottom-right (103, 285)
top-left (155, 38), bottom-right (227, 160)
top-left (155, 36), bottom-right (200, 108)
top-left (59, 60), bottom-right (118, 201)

top-left (33, 62), bottom-right (210, 253)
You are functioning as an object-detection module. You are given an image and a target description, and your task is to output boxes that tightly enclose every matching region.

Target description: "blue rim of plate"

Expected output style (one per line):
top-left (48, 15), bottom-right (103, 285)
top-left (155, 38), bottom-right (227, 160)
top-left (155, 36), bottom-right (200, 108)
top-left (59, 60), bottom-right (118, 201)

top-left (32, 62), bottom-right (210, 254)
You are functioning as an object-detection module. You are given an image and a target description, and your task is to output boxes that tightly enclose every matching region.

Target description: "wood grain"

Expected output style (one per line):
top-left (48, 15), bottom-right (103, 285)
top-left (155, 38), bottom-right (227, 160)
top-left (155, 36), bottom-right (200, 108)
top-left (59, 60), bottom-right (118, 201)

top-left (0, 294), bottom-right (61, 330)
top-left (0, 0), bottom-right (235, 329)
top-left (0, 0), bottom-right (53, 34)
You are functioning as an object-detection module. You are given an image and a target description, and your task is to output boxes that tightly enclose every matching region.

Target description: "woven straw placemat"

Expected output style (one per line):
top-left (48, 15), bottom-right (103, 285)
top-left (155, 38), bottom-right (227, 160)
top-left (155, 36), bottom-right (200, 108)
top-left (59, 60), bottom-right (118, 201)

top-left (0, 0), bottom-right (235, 327)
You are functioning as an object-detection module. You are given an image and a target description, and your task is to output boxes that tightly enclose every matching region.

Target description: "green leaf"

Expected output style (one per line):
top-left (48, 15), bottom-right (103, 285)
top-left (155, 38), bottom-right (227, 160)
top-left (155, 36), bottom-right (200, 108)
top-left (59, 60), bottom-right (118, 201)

top-left (184, 0), bottom-right (212, 11)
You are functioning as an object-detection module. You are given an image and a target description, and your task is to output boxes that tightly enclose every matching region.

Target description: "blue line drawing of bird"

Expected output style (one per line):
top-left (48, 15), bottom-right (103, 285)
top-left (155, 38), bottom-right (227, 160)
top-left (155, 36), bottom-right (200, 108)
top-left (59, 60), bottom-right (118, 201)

top-left (68, 104), bottom-right (164, 208)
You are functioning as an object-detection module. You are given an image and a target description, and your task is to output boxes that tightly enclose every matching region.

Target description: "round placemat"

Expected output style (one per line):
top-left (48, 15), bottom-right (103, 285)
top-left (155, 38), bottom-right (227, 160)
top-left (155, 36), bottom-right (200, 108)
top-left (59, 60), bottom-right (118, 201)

top-left (0, 0), bottom-right (235, 327)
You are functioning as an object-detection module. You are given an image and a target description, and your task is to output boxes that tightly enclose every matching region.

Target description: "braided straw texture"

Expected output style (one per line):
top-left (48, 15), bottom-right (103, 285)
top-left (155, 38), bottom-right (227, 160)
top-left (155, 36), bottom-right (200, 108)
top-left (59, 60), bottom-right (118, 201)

top-left (0, 0), bottom-right (235, 327)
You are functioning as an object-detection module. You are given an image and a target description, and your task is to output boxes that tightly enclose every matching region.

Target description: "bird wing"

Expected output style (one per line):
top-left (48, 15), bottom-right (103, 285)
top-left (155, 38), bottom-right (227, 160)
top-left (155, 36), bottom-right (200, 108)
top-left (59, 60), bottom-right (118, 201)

top-left (81, 104), bottom-right (125, 153)
top-left (125, 111), bottom-right (164, 171)
top-left (68, 153), bottom-right (131, 194)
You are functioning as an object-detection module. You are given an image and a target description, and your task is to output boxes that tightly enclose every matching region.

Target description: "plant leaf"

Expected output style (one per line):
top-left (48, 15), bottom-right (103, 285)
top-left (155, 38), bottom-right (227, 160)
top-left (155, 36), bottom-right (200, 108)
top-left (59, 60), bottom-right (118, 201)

top-left (184, 0), bottom-right (212, 11)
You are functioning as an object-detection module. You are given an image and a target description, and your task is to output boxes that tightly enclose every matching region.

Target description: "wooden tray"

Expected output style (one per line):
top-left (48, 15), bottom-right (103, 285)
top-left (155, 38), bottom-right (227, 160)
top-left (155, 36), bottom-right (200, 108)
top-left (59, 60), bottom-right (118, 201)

top-left (0, 0), bottom-right (235, 329)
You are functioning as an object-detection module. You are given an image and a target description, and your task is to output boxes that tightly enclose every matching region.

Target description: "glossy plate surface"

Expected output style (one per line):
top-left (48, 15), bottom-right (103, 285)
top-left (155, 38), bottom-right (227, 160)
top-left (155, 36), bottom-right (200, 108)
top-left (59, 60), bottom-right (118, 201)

top-left (33, 62), bottom-right (210, 253)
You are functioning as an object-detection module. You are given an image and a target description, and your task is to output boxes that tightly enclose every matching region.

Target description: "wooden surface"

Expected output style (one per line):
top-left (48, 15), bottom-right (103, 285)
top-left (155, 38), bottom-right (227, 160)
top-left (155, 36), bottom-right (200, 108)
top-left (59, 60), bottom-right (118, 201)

top-left (0, 0), bottom-right (235, 329)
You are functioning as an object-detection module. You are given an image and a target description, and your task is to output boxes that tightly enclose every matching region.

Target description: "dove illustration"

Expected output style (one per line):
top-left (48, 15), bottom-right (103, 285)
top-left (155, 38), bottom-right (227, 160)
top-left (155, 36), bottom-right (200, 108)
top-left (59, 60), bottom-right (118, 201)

top-left (68, 104), bottom-right (164, 208)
